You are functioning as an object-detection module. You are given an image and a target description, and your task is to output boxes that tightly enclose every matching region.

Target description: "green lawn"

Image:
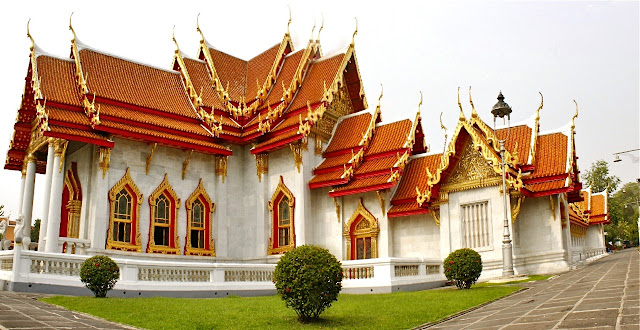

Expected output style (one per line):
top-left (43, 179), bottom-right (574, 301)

top-left (42, 285), bottom-right (521, 329)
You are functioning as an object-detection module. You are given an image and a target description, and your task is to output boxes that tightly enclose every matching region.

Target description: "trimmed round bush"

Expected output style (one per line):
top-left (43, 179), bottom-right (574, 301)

top-left (443, 248), bottom-right (482, 289)
top-left (80, 255), bottom-right (120, 297)
top-left (273, 245), bottom-right (343, 322)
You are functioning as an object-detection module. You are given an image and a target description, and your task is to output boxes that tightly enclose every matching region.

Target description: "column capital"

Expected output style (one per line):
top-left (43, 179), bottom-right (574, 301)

top-left (26, 153), bottom-right (37, 163)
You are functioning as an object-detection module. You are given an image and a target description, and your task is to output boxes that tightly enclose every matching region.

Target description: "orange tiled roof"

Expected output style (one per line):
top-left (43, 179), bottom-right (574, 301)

top-left (315, 153), bottom-right (353, 171)
top-left (323, 112), bottom-right (372, 154)
top-left (308, 170), bottom-right (345, 185)
top-left (387, 203), bottom-right (428, 217)
top-left (332, 173), bottom-right (393, 193)
top-left (48, 125), bottom-right (110, 143)
top-left (251, 129), bottom-right (301, 151)
top-left (98, 103), bottom-right (212, 138)
top-left (47, 107), bottom-right (91, 126)
top-left (496, 125), bottom-right (531, 165)
top-left (528, 133), bottom-right (568, 179)
top-left (80, 49), bottom-right (198, 119)
top-left (182, 58), bottom-right (226, 111)
top-left (365, 120), bottom-right (412, 156)
top-left (208, 48), bottom-right (247, 101)
top-left (263, 50), bottom-right (306, 107)
top-left (99, 119), bottom-right (227, 153)
top-left (245, 44), bottom-right (281, 99)
top-left (391, 154), bottom-right (442, 203)
top-left (525, 180), bottom-right (566, 193)
top-left (354, 155), bottom-right (397, 175)
top-left (37, 56), bottom-right (82, 107)
top-left (287, 54), bottom-right (345, 112)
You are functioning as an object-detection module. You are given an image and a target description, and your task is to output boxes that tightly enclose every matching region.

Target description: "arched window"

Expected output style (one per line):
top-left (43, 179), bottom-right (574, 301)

top-left (185, 179), bottom-right (215, 256)
top-left (268, 176), bottom-right (295, 255)
top-left (343, 199), bottom-right (379, 260)
top-left (148, 174), bottom-right (180, 254)
top-left (107, 168), bottom-right (142, 252)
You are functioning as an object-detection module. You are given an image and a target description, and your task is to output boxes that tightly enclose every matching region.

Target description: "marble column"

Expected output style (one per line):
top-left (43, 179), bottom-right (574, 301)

top-left (20, 154), bottom-right (37, 243)
top-left (17, 174), bottom-right (26, 216)
top-left (45, 140), bottom-right (66, 252)
top-left (38, 142), bottom-right (55, 251)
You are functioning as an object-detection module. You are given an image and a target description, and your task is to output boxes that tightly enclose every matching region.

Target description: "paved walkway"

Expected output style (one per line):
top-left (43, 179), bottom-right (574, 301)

top-left (0, 292), bottom-right (132, 329)
top-left (426, 248), bottom-right (640, 329)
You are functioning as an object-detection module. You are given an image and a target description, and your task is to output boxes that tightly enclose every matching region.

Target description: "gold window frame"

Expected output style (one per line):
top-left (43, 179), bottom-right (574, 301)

top-left (148, 174), bottom-right (181, 254)
top-left (107, 168), bottom-right (142, 252)
top-left (63, 165), bottom-right (82, 238)
top-left (185, 179), bottom-right (215, 256)
top-left (343, 199), bottom-right (379, 260)
top-left (268, 176), bottom-right (295, 255)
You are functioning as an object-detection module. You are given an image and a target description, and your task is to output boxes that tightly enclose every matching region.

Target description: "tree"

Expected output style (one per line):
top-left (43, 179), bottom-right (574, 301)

top-left (31, 219), bottom-right (41, 243)
top-left (607, 182), bottom-right (640, 246)
top-left (582, 160), bottom-right (621, 194)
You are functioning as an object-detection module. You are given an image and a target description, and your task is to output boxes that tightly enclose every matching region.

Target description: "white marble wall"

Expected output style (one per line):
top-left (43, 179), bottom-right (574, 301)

top-left (391, 213), bottom-right (440, 259)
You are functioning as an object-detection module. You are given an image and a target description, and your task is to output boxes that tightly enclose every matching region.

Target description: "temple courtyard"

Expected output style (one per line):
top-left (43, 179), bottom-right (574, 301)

top-left (0, 249), bottom-right (636, 329)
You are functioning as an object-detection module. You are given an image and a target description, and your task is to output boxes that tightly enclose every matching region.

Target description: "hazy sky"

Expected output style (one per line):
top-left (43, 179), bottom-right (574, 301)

top-left (0, 0), bottom-right (638, 223)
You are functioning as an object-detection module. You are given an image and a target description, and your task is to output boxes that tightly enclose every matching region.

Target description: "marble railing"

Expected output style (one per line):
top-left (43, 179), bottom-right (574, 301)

top-left (57, 238), bottom-right (91, 255)
top-left (7, 250), bottom-right (445, 293)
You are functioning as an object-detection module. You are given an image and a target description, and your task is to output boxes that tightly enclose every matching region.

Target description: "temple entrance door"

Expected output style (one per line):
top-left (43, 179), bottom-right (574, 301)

top-left (59, 163), bottom-right (82, 245)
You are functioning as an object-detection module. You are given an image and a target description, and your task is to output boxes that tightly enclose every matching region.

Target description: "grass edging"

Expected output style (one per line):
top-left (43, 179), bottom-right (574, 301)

top-left (412, 287), bottom-right (529, 329)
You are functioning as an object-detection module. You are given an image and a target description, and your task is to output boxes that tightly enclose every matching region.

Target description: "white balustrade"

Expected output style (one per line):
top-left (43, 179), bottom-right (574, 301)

top-left (394, 265), bottom-right (420, 277)
top-left (57, 238), bottom-right (91, 255)
top-left (0, 252), bottom-right (12, 271)
top-left (138, 267), bottom-right (210, 282)
top-left (224, 270), bottom-right (273, 282)
top-left (343, 266), bottom-right (375, 279)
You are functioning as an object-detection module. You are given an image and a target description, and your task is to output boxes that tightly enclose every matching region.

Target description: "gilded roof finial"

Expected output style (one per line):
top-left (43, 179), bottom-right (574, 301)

top-left (196, 13), bottom-right (205, 44)
top-left (418, 91), bottom-right (423, 116)
top-left (457, 87), bottom-right (466, 121)
top-left (309, 21), bottom-right (316, 41)
top-left (440, 112), bottom-right (448, 153)
top-left (571, 100), bottom-right (579, 130)
top-left (351, 17), bottom-right (358, 46)
top-left (535, 92), bottom-right (544, 122)
top-left (286, 5), bottom-right (292, 36)
top-left (172, 25), bottom-right (180, 54)
top-left (375, 84), bottom-right (383, 111)
top-left (69, 12), bottom-right (77, 42)
top-left (316, 14), bottom-right (324, 41)
top-left (27, 19), bottom-right (34, 51)
top-left (469, 86), bottom-right (478, 118)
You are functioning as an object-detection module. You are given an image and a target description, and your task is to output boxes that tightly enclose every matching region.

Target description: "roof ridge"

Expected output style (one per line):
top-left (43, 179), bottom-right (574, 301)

top-left (375, 118), bottom-right (411, 128)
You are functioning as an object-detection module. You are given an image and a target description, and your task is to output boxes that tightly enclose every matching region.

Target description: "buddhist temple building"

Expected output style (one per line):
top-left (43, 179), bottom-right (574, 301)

top-left (0, 17), bottom-right (609, 296)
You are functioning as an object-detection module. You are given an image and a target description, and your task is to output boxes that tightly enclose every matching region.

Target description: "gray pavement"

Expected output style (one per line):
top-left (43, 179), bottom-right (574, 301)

top-left (0, 292), bottom-right (132, 329)
top-left (425, 248), bottom-right (640, 329)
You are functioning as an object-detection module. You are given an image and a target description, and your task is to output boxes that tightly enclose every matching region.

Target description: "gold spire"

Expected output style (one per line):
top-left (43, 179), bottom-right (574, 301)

top-left (69, 13), bottom-right (88, 95)
top-left (351, 17), bottom-right (358, 46)
top-left (375, 84), bottom-right (383, 112)
top-left (196, 13), bottom-right (205, 43)
top-left (26, 19), bottom-right (42, 100)
top-left (457, 87), bottom-right (466, 121)
top-left (27, 19), bottom-right (34, 51)
top-left (571, 100), bottom-right (578, 130)
top-left (469, 86), bottom-right (478, 118)
top-left (418, 91), bottom-right (423, 116)
top-left (440, 112), bottom-right (448, 153)
top-left (530, 92), bottom-right (544, 164)
top-left (69, 12), bottom-right (77, 43)
top-left (172, 26), bottom-right (180, 54)
top-left (316, 14), bottom-right (324, 41)
top-left (309, 22), bottom-right (316, 41)
top-left (286, 5), bottom-right (292, 36)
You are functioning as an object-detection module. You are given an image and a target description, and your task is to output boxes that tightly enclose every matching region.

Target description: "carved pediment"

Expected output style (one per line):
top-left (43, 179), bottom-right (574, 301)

top-left (441, 138), bottom-right (500, 192)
